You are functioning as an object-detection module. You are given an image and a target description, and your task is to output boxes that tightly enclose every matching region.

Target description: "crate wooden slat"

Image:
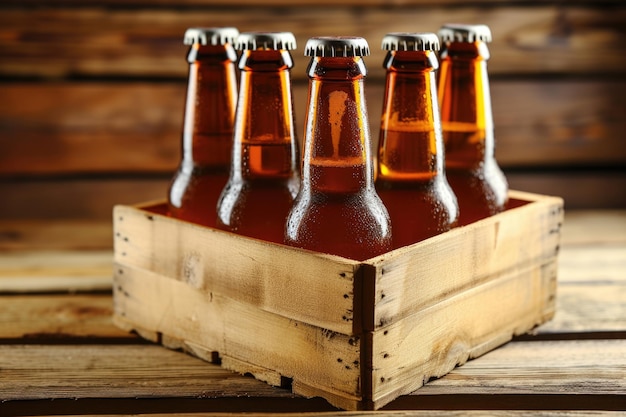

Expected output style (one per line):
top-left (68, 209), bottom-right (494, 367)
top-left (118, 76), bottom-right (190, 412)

top-left (112, 189), bottom-right (564, 410)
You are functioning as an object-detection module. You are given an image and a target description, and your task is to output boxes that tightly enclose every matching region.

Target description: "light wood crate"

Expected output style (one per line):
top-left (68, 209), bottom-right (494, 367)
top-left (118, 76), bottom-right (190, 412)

top-left (112, 189), bottom-right (564, 410)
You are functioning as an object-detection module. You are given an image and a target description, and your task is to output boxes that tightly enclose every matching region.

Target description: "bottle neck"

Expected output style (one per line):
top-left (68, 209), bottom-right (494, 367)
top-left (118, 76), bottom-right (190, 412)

top-left (231, 50), bottom-right (298, 180)
top-left (301, 56), bottom-right (374, 194)
top-left (438, 41), bottom-right (495, 167)
top-left (182, 44), bottom-right (238, 166)
top-left (378, 50), bottom-right (444, 182)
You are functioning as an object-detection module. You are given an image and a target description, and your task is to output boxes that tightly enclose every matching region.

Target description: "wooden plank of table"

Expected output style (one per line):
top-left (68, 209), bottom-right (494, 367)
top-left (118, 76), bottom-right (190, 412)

top-left (0, 6), bottom-right (623, 79)
top-left (0, 250), bottom-right (112, 292)
top-left (412, 339), bottom-right (626, 396)
top-left (0, 220), bottom-right (114, 251)
top-left (537, 246), bottom-right (626, 335)
top-left (504, 171), bottom-right (626, 210)
top-left (0, 344), bottom-right (294, 400)
top-left (1, 340), bottom-right (624, 411)
top-left (560, 210), bottom-right (626, 246)
top-left (538, 279), bottom-right (626, 335)
top-left (558, 245), bottom-right (626, 284)
top-left (0, 178), bottom-right (168, 220)
top-left (0, 294), bottom-right (131, 340)
top-left (1, 80), bottom-right (625, 177)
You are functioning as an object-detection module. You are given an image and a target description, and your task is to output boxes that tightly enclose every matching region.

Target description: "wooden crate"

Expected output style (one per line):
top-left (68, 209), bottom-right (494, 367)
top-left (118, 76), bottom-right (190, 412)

top-left (112, 189), bottom-right (563, 410)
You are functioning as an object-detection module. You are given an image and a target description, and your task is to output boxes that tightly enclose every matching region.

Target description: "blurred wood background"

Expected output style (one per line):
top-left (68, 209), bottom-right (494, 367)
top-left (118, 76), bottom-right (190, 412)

top-left (1, 0), bottom-right (625, 223)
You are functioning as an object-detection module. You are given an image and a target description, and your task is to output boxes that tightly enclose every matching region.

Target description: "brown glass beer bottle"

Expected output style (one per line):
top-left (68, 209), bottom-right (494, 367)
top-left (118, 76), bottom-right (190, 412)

top-left (167, 27), bottom-right (239, 227)
top-left (285, 37), bottom-right (392, 260)
top-left (437, 24), bottom-right (508, 225)
top-left (216, 32), bottom-right (300, 243)
top-left (375, 33), bottom-right (459, 248)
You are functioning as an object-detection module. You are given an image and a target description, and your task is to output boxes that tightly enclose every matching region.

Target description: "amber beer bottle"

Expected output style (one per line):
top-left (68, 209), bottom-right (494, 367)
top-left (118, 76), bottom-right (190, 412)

top-left (437, 24), bottom-right (508, 225)
top-left (375, 33), bottom-right (459, 248)
top-left (167, 27), bottom-right (239, 227)
top-left (285, 37), bottom-right (392, 260)
top-left (216, 32), bottom-right (300, 243)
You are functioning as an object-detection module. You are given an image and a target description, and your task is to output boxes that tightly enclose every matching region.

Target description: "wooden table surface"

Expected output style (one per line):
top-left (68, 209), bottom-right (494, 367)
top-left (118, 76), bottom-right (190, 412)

top-left (1, 210), bottom-right (625, 416)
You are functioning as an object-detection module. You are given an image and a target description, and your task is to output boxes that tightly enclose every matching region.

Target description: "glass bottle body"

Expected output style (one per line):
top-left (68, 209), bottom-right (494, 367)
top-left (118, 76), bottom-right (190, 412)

top-left (376, 50), bottom-right (458, 248)
top-left (438, 41), bottom-right (508, 225)
top-left (216, 49), bottom-right (300, 243)
top-left (285, 56), bottom-right (392, 260)
top-left (168, 44), bottom-right (238, 227)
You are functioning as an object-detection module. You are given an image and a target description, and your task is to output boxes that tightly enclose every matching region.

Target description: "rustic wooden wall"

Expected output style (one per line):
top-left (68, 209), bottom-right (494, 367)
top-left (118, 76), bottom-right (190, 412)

top-left (1, 0), bottom-right (625, 221)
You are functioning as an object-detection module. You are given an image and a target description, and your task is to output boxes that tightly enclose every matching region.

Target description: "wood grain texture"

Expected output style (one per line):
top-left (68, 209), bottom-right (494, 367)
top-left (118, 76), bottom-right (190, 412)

top-left (370, 191), bottom-right (561, 329)
top-left (0, 250), bottom-right (112, 292)
top-left (113, 264), bottom-right (364, 405)
top-left (0, 221), bottom-right (114, 251)
top-left (0, 294), bottom-right (129, 339)
top-left (113, 203), bottom-right (360, 335)
top-left (413, 339), bottom-right (626, 396)
top-left (1, 340), bottom-right (624, 405)
top-left (0, 344), bottom-right (289, 401)
top-left (559, 210), bottom-right (626, 246)
top-left (0, 6), bottom-right (624, 79)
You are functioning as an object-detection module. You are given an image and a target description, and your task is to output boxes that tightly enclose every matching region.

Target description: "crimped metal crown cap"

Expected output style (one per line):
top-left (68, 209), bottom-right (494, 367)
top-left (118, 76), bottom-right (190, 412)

top-left (235, 32), bottom-right (297, 51)
top-left (183, 27), bottom-right (239, 46)
top-left (381, 32), bottom-right (440, 51)
top-left (438, 24), bottom-right (492, 43)
top-left (305, 36), bottom-right (370, 57)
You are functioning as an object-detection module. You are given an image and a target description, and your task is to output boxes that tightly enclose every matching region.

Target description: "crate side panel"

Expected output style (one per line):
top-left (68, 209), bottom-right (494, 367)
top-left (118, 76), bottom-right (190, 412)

top-left (112, 262), bottom-right (363, 404)
top-left (112, 204), bottom-right (359, 335)
top-left (370, 192), bottom-right (563, 330)
top-left (369, 256), bottom-right (558, 409)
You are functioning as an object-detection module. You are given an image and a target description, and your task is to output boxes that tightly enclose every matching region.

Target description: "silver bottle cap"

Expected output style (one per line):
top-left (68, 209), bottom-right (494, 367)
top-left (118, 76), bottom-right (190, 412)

top-left (305, 36), bottom-right (370, 57)
top-left (183, 27), bottom-right (239, 46)
top-left (438, 24), bottom-right (492, 43)
top-left (235, 32), bottom-right (297, 51)
top-left (381, 32), bottom-right (440, 51)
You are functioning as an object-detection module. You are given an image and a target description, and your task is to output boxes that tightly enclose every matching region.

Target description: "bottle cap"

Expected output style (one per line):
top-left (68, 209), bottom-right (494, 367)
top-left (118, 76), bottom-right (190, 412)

top-left (184, 27), bottom-right (239, 46)
top-left (235, 32), bottom-right (297, 51)
top-left (381, 32), bottom-right (440, 51)
top-left (438, 24), bottom-right (492, 43)
top-left (305, 36), bottom-right (370, 57)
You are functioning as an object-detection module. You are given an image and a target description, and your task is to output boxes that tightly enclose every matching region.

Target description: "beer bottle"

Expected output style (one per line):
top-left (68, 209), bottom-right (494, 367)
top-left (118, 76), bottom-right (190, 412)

top-left (285, 37), bottom-right (392, 260)
top-left (167, 27), bottom-right (239, 227)
top-left (216, 32), bottom-right (300, 243)
top-left (437, 24), bottom-right (508, 225)
top-left (375, 33), bottom-right (459, 248)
